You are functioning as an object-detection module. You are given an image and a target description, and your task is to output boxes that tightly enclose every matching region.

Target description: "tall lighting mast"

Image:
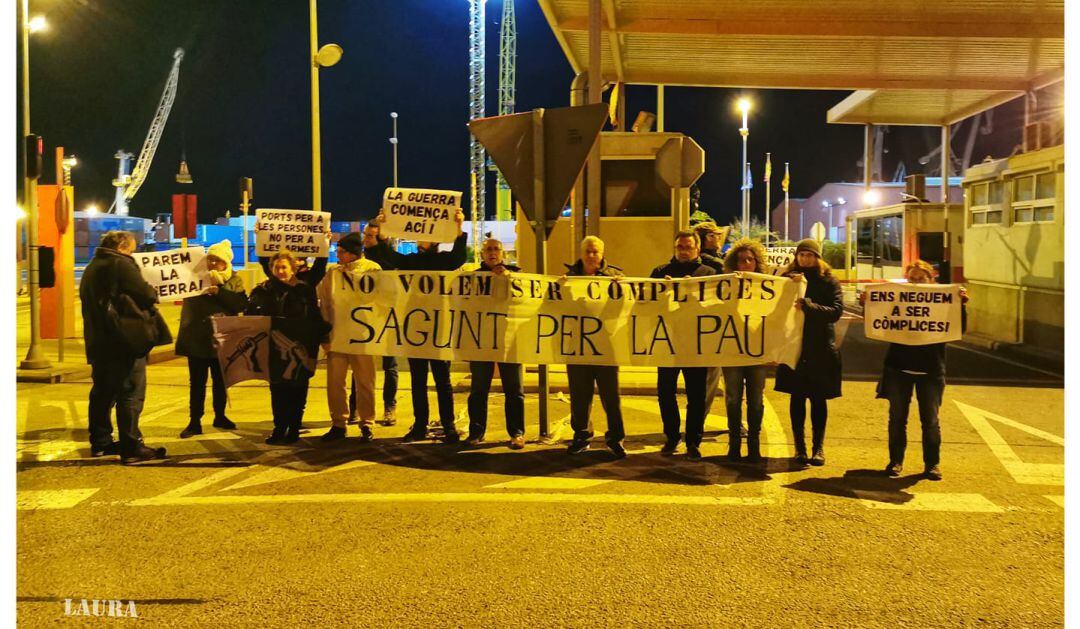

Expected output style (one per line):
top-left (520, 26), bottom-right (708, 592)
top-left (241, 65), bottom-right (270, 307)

top-left (467, 0), bottom-right (486, 249)
top-left (494, 0), bottom-right (516, 221)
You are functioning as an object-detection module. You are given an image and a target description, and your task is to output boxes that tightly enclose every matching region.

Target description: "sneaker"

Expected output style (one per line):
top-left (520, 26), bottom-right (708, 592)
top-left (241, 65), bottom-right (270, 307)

top-left (886, 462), bottom-right (903, 477)
top-left (320, 426), bottom-right (347, 442)
top-left (380, 408), bottom-right (397, 426)
top-left (924, 465), bottom-right (942, 481)
top-left (660, 438), bottom-right (680, 456)
top-left (607, 441), bottom-right (627, 459)
top-left (810, 448), bottom-right (826, 466)
top-left (265, 430), bottom-right (287, 445)
top-left (508, 435), bottom-right (525, 450)
top-left (121, 445), bottom-right (167, 465)
top-left (464, 434), bottom-right (485, 445)
top-left (346, 415), bottom-right (359, 425)
top-left (725, 448), bottom-right (742, 462)
top-left (567, 440), bottom-right (590, 455)
top-left (402, 429), bottom-right (427, 443)
top-left (90, 442), bottom-right (120, 458)
top-left (359, 425), bottom-right (374, 443)
top-left (442, 431), bottom-right (461, 444)
top-left (686, 445), bottom-right (703, 461)
top-left (794, 451), bottom-right (810, 468)
top-left (179, 424), bottom-right (202, 439)
top-left (212, 417), bottom-right (237, 430)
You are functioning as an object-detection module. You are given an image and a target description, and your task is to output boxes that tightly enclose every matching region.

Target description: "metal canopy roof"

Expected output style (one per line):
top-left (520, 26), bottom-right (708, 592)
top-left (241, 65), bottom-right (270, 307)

top-left (537, 0), bottom-right (1064, 125)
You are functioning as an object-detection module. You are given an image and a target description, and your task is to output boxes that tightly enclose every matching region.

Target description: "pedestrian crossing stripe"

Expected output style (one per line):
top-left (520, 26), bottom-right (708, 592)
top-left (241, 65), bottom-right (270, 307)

top-left (485, 477), bottom-right (611, 490)
top-left (1044, 496), bottom-right (1065, 508)
top-left (17, 488), bottom-right (99, 510)
top-left (955, 401), bottom-right (1064, 486)
top-left (853, 490), bottom-right (1003, 513)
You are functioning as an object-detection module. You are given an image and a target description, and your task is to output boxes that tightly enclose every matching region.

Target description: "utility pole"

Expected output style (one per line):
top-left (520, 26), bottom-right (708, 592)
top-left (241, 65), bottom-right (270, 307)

top-left (20, 0), bottom-right (49, 370)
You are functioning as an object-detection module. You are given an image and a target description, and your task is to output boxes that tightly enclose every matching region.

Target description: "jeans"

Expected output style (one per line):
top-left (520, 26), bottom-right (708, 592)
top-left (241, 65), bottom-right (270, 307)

top-left (350, 355), bottom-right (398, 415)
top-left (88, 356), bottom-right (147, 454)
top-left (878, 367), bottom-right (945, 467)
top-left (467, 361), bottom-right (525, 438)
top-left (566, 364), bottom-right (625, 444)
top-left (187, 356), bottom-right (227, 425)
top-left (657, 366), bottom-right (708, 447)
top-left (721, 365), bottom-right (767, 437)
top-left (270, 378), bottom-right (310, 432)
top-left (408, 358), bottom-right (456, 433)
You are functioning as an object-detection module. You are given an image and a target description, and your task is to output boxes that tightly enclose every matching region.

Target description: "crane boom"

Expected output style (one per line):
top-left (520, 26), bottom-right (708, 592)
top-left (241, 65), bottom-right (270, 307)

top-left (113, 48), bottom-right (184, 215)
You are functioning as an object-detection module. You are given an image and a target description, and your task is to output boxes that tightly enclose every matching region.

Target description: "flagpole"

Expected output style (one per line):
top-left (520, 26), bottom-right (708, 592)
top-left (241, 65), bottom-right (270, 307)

top-left (783, 162), bottom-right (790, 241)
top-left (764, 152), bottom-right (771, 246)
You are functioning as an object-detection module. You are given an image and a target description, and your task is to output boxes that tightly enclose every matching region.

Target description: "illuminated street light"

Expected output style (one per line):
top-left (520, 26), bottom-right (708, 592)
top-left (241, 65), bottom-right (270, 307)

top-left (736, 98), bottom-right (752, 228)
top-left (85, 204), bottom-right (99, 215)
top-left (16, 206), bottom-right (26, 221)
top-left (27, 15), bottom-right (46, 33)
top-left (863, 189), bottom-right (880, 205)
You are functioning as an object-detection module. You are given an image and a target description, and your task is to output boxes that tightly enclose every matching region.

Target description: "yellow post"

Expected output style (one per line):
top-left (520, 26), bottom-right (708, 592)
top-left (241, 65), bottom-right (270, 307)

top-left (309, 0), bottom-right (322, 212)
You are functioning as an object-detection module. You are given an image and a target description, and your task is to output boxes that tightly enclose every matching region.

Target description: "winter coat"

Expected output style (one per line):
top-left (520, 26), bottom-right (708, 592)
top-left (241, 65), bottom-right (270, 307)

top-left (699, 251), bottom-right (725, 273)
top-left (79, 247), bottom-right (163, 363)
top-left (259, 256), bottom-right (328, 288)
top-left (881, 303), bottom-right (967, 378)
top-left (366, 233), bottom-right (467, 271)
top-left (649, 257), bottom-right (717, 280)
top-left (774, 267), bottom-right (844, 399)
top-left (564, 259), bottom-right (623, 278)
top-left (175, 273), bottom-right (248, 359)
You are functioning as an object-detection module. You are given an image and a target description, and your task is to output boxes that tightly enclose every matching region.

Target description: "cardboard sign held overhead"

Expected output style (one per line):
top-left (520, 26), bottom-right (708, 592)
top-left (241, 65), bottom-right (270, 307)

top-left (469, 103), bottom-right (608, 234)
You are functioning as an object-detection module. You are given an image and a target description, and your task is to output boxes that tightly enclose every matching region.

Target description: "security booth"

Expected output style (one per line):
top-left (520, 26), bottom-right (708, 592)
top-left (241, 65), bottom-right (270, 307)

top-left (515, 131), bottom-right (703, 277)
top-left (853, 200), bottom-right (964, 282)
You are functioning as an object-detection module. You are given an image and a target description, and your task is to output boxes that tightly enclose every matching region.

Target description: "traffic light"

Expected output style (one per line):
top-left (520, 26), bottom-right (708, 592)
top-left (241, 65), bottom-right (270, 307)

top-left (24, 134), bottom-right (42, 180)
top-left (38, 246), bottom-right (55, 288)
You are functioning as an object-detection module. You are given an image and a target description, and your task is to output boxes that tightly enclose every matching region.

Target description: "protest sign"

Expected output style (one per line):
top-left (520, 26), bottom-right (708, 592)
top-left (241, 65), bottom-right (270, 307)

top-left (327, 270), bottom-right (806, 368)
top-left (133, 246), bottom-right (210, 300)
top-left (212, 316), bottom-right (319, 386)
top-left (255, 209), bottom-right (331, 257)
top-left (765, 246), bottom-right (796, 272)
top-left (863, 282), bottom-right (963, 345)
top-left (380, 188), bottom-right (462, 243)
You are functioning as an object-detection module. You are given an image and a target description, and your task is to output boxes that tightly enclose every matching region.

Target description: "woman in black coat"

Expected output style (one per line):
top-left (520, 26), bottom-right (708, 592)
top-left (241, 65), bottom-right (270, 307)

top-left (247, 251), bottom-right (328, 444)
top-left (775, 239), bottom-right (843, 467)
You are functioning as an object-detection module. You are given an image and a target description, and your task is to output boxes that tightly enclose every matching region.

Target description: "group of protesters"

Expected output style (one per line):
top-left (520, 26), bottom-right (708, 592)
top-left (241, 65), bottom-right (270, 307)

top-left (80, 213), bottom-right (965, 481)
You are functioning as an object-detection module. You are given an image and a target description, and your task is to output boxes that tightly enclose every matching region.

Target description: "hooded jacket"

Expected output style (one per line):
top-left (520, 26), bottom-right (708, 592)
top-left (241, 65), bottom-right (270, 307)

top-left (79, 247), bottom-right (161, 363)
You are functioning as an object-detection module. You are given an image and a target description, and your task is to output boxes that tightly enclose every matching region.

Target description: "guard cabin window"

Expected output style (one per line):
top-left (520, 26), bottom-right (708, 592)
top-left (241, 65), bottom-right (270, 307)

top-left (1010, 172), bottom-right (1055, 224)
top-left (969, 180), bottom-right (1003, 226)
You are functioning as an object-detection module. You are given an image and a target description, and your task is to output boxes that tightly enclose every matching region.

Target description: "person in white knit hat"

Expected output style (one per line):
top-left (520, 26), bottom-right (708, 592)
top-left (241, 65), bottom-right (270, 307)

top-left (176, 239), bottom-right (249, 438)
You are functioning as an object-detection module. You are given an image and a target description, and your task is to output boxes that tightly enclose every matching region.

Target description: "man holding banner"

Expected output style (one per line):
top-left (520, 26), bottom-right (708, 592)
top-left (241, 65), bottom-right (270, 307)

top-left (861, 260), bottom-right (968, 481)
top-left (463, 239), bottom-right (526, 449)
top-left (369, 208), bottom-right (468, 443)
top-left (651, 230), bottom-right (718, 461)
top-left (317, 232), bottom-right (382, 443)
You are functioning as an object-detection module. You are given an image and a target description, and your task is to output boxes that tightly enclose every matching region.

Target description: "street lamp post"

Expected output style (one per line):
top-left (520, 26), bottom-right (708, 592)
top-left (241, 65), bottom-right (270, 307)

top-left (821, 200), bottom-right (833, 241)
top-left (834, 197), bottom-right (847, 241)
top-left (389, 112), bottom-right (399, 187)
top-left (308, 0), bottom-right (342, 213)
top-left (737, 99), bottom-right (751, 229)
top-left (19, 0), bottom-right (49, 370)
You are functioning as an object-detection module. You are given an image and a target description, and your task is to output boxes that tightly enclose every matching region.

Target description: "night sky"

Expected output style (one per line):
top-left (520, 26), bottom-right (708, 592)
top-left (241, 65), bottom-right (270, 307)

top-left (24, 0), bottom-right (1037, 226)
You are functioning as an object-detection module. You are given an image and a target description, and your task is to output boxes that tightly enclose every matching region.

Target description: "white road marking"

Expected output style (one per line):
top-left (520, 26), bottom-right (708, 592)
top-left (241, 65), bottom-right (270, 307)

top-left (485, 477), bottom-right (611, 490)
top-left (18, 488), bottom-right (100, 510)
top-left (955, 401), bottom-right (1064, 486)
top-left (853, 490), bottom-right (1003, 513)
top-left (220, 459), bottom-right (377, 492)
top-left (1044, 495), bottom-right (1065, 508)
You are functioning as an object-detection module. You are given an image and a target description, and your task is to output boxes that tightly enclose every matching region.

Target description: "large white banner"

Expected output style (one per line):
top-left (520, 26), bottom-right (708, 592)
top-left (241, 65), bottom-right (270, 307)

top-left (328, 270), bottom-right (806, 368)
top-left (765, 246), bottom-right (796, 271)
top-left (864, 283), bottom-right (963, 345)
top-left (380, 188), bottom-right (462, 243)
top-left (255, 209), bottom-right (331, 257)
top-left (133, 247), bottom-right (210, 300)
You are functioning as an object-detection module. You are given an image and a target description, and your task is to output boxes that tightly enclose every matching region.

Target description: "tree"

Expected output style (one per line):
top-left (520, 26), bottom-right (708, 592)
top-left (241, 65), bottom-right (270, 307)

top-left (726, 218), bottom-right (778, 244)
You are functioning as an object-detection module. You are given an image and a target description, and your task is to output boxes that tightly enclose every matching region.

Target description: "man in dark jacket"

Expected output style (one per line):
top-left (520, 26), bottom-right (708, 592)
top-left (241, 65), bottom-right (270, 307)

top-left (564, 236), bottom-right (627, 458)
top-left (80, 230), bottom-right (168, 464)
top-left (650, 230), bottom-right (718, 461)
top-left (464, 238), bottom-right (526, 449)
top-left (369, 210), bottom-right (468, 443)
top-left (693, 221), bottom-right (727, 272)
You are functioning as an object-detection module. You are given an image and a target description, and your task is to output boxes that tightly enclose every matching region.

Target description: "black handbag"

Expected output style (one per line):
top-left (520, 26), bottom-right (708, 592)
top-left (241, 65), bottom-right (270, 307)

top-left (104, 291), bottom-right (173, 357)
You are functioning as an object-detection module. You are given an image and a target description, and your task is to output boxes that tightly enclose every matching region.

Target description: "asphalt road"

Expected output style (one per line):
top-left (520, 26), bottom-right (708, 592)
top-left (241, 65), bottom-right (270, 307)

top-left (16, 322), bottom-right (1064, 626)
